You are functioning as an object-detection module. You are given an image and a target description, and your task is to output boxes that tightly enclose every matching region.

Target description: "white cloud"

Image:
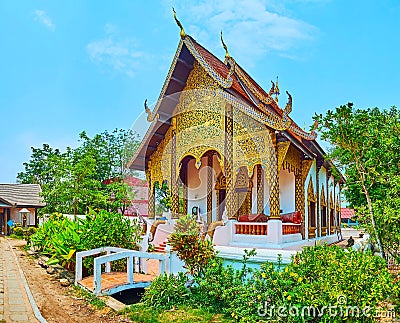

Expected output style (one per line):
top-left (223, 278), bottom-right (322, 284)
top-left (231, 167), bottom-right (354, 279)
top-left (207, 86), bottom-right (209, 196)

top-left (33, 10), bottom-right (55, 31)
top-left (173, 0), bottom-right (318, 64)
top-left (87, 24), bottom-right (145, 77)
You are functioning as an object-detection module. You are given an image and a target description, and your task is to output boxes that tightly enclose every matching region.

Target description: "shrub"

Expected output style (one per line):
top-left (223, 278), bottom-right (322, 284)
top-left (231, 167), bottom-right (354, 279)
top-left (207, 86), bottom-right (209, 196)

top-left (26, 226), bottom-right (37, 236)
top-left (12, 227), bottom-right (24, 237)
top-left (168, 214), bottom-right (215, 276)
top-left (141, 272), bottom-right (191, 309)
top-left (30, 210), bottom-right (142, 271)
top-left (143, 244), bottom-right (396, 322)
top-left (225, 245), bottom-right (395, 322)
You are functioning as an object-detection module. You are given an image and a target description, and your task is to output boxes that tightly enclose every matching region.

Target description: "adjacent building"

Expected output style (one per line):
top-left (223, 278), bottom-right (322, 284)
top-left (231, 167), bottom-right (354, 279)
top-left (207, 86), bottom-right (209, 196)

top-left (0, 184), bottom-right (45, 235)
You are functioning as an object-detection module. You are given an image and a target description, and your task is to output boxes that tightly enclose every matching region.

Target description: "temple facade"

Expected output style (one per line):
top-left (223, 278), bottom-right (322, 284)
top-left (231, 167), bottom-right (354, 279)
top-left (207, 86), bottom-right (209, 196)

top-left (128, 18), bottom-right (344, 249)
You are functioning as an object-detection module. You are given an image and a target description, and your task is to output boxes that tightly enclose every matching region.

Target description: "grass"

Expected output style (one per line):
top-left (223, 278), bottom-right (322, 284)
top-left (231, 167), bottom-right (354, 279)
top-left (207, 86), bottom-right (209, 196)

top-left (124, 303), bottom-right (234, 323)
top-left (71, 285), bottom-right (107, 309)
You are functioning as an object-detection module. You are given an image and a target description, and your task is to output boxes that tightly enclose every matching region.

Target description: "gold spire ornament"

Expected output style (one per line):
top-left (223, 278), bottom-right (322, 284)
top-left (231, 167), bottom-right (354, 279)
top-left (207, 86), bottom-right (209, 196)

top-left (274, 76), bottom-right (280, 103)
top-left (220, 31), bottom-right (230, 59)
top-left (172, 8), bottom-right (186, 39)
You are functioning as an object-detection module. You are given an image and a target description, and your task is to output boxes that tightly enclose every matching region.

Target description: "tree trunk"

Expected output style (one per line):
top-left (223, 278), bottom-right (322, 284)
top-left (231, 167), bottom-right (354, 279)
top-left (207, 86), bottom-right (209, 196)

top-left (363, 186), bottom-right (385, 259)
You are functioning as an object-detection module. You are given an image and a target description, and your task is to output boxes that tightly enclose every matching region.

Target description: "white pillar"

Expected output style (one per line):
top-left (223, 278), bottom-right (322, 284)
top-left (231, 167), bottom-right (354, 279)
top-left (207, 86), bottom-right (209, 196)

top-left (267, 219), bottom-right (283, 244)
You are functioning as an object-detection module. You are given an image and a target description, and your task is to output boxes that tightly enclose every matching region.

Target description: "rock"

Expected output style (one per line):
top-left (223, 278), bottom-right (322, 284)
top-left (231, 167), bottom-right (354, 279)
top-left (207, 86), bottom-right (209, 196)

top-left (60, 278), bottom-right (71, 287)
top-left (46, 267), bottom-right (55, 274)
top-left (38, 259), bottom-right (49, 268)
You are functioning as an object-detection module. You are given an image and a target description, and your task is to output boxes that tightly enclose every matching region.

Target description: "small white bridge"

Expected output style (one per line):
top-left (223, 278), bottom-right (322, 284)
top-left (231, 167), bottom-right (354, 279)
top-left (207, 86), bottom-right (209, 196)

top-left (75, 247), bottom-right (166, 296)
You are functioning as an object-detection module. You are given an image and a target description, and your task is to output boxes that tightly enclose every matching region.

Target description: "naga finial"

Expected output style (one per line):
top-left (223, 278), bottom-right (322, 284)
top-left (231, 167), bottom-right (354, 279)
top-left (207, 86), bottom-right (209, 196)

top-left (284, 91), bottom-right (292, 115)
top-left (269, 80), bottom-right (275, 96)
top-left (220, 31), bottom-right (230, 59)
top-left (311, 120), bottom-right (319, 132)
top-left (172, 8), bottom-right (186, 39)
top-left (144, 99), bottom-right (154, 122)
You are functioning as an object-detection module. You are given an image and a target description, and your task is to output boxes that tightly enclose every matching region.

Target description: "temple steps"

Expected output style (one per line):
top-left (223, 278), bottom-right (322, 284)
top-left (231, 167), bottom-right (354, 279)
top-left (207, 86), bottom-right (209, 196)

top-left (153, 241), bottom-right (167, 253)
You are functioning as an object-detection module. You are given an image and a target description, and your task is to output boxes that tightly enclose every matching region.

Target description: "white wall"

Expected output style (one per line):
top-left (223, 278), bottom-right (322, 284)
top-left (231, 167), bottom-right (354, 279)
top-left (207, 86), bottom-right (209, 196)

top-left (187, 157), bottom-right (208, 223)
top-left (10, 207), bottom-right (36, 226)
top-left (279, 168), bottom-right (295, 214)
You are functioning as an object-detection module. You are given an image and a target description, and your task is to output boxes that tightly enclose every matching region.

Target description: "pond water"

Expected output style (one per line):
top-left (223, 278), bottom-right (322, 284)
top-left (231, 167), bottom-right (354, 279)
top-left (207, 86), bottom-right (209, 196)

top-left (111, 287), bottom-right (146, 305)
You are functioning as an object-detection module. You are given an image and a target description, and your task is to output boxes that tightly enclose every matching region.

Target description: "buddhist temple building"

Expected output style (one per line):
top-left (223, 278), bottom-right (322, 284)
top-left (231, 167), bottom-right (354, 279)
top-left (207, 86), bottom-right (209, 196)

top-left (128, 12), bottom-right (345, 250)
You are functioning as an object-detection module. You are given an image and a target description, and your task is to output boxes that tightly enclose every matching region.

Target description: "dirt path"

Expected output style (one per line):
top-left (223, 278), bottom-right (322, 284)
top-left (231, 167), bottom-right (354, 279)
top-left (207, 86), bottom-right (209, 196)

top-left (8, 238), bottom-right (131, 323)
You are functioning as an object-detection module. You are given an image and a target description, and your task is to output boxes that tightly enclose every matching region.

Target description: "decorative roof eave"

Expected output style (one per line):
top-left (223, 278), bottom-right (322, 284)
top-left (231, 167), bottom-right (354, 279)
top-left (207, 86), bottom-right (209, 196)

top-left (227, 58), bottom-right (317, 140)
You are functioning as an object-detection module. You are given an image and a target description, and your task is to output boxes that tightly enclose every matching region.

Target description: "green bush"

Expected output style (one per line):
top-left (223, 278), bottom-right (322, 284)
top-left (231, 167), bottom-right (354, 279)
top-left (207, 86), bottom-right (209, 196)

top-left (12, 226), bottom-right (24, 237)
top-left (30, 210), bottom-right (142, 271)
top-left (142, 244), bottom-right (396, 322)
top-left (168, 214), bottom-right (215, 276)
top-left (26, 226), bottom-right (37, 236)
top-left (141, 272), bottom-right (191, 309)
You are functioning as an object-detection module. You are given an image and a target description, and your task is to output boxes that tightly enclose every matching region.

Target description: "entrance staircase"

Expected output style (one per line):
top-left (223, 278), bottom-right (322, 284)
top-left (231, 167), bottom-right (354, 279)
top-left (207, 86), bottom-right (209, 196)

top-left (154, 241), bottom-right (167, 253)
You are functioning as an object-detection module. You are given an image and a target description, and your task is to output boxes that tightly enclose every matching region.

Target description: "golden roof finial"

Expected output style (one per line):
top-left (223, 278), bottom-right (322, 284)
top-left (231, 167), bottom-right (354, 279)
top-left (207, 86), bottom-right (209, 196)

top-left (274, 76), bottom-right (280, 103)
top-left (172, 8), bottom-right (186, 39)
top-left (220, 31), bottom-right (230, 59)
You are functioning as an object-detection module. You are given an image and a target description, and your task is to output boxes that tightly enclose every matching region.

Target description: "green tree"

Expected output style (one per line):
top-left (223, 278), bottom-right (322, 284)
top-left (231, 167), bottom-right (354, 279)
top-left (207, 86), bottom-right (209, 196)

top-left (18, 129), bottom-right (140, 215)
top-left (315, 103), bottom-right (400, 258)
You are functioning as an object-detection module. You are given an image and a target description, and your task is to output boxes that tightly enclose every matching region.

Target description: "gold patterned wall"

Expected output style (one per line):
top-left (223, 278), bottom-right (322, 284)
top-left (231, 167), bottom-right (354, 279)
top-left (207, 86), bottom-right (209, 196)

top-left (175, 61), bottom-right (226, 171)
top-left (147, 60), bottom-right (278, 211)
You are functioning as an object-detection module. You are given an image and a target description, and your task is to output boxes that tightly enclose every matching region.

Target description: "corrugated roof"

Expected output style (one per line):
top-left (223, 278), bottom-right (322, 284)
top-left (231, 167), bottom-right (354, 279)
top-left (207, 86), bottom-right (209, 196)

top-left (341, 208), bottom-right (355, 219)
top-left (0, 184), bottom-right (45, 207)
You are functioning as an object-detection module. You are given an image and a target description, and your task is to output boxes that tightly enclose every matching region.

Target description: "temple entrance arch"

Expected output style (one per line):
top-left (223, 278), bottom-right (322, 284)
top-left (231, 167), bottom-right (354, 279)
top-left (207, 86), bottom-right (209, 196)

top-left (179, 149), bottom-right (222, 225)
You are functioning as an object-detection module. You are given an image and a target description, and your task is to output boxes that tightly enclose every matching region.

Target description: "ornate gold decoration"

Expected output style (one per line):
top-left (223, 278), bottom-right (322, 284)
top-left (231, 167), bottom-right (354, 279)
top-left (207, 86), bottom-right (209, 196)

top-left (220, 31), bottom-right (230, 59)
top-left (257, 165), bottom-right (264, 214)
top-left (336, 194), bottom-right (341, 212)
top-left (283, 145), bottom-right (301, 176)
top-left (144, 99), bottom-right (158, 122)
top-left (295, 172), bottom-right (304, 237)
top-left (233, 65), bottom-right (293, 130)
top-left (269, 81), bottom-right (275, 96)
top-left (233, 108), bottom-right (276, 183)
top-left (148, 126), bottom-right (173, 186)
top-left (215, 174), bottom-right (226, 190)
top-left (274, 77), bottom-right (280, 103)
top-left (146, 168), bottom-right (155, 219)
top-left (171, 127), bottom-right (179, 218)
top-left (207, 153), bottom-right (213, 224)
top-left (182, 168), bottom-right (188, 215)
top-left (225, 103), bottom-right (236, 220)
top-left (301, 160), bottom-right (313, 182)
top-left (307, 179), bottom-right (316, 202)
top-left (173, 8), bottom-right (186, 39)
top-left (277, 141), bottom-right (291, 171)
top-left (269, 173), bottom-right (280, 218)
top-left (284, 91), bottom-right (292, 115)
top-left (174, 61), bottom-right (226, 173)
top-left (320, 185), bottom-right (326, 207)
top-left (235, 167), bottom-right (252, 216)
top-left (184, 37), bottom-right (234, 88)
top-left (307, 178), bottom-right (316, 238)
top-left (234, 166), bottom-right (249, 190)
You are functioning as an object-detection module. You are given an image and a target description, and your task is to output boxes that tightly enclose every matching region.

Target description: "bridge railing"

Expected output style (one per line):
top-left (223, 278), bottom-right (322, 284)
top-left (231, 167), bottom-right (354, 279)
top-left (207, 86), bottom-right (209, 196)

top-left (75, 247), bottom-right (166, 295)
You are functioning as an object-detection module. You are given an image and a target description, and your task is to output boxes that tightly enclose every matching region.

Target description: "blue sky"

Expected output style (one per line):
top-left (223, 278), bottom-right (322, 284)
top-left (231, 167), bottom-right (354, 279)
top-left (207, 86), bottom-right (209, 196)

top-left (1, 0), bottom-right (399, 182)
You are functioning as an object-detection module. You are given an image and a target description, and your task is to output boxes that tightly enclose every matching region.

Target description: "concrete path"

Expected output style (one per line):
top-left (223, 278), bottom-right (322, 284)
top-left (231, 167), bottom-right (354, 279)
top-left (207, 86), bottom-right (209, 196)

top-left (0, 237), bottom-right (39, 322)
